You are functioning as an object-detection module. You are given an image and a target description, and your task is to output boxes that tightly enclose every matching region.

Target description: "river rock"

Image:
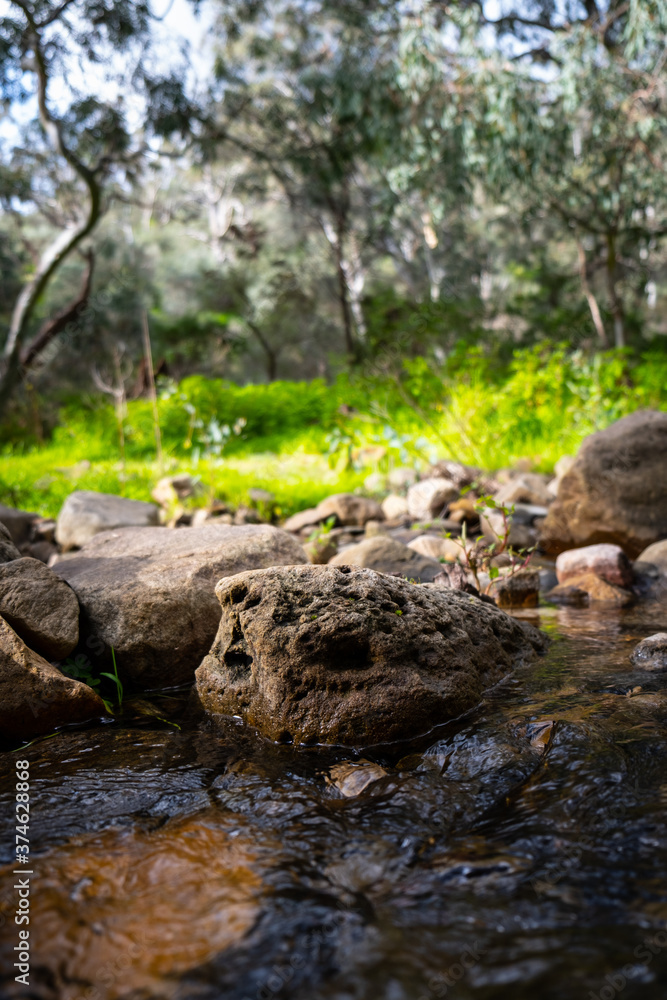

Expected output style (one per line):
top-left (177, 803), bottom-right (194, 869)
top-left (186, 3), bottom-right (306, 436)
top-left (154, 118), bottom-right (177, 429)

top-left (195, 565), bottom-right (546, 745)
top-left (635, 539), bottom-right (667, 576)
top-left (0, 617), bottom-right (106, 741)
top-left (492, 570), bottom-right (540, 608)
top-left (304, 537), bottom-right (337, 564)
top-left (329, 536), bottom-right (442, 583)
top-left (539, 410), bottom-right (667, 558)
top-left (494, 473), bottom-right (553, 507)
top-left (316, 493), bottom-right (384, 527)
top-left (0, 503), bottom-right (39, 547)
top-left (428, 460), bottom-right (482, 489)
top-left (388, 467), bottom-right (419, 490)
top-left (407, 534), bottom-right (465, 562)
top-left (556, 543), bottom-right (634, 589)
top-left (630, 633), bottom-right (667, 670)
top-left (546, 572), bottom-right (633, 606)
top-left (282, 506), bottom-right (324, 533)
top-left (56, 490), bottom-right (160, 550)
top-left (480, 508), bottom-right (537, 551)
top-left (53, 524), bottom-right (307, 688)
top-left (0, 522), bottom-right (21, 563)
top-left (0, 557), bottom-right (79, 660)
top-left (151, 474), bottom-right (201, 507)
top-left (381, 494), bottom-right (410, 521)
top-left (407, 477), bottom-right (459, 521)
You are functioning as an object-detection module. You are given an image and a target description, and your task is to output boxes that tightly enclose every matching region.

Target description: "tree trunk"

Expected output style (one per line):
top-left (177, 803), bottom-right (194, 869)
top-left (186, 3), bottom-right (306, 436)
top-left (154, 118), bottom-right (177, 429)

top-left (606, 232), bottom-right (625, 348)
top-left (0, 16), bottom-right (102, 421)
top-left (246, 320), bottom-right (278, 381)
top-left (19, 250), bottom-right (95, 368)
top-left (576, 240), bottom-right (608, 346)
top-left (321, 217), bottom-right (356, 359)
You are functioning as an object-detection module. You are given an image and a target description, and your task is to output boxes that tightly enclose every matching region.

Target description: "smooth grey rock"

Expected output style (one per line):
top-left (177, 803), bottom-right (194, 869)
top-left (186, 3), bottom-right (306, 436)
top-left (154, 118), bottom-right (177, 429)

top-left (0, 558), bottom-right (79, 660)
top-left (329, 535), bottom-right (442, 583)
top-left (56, 490), bottom-right (160, 550)
top-left (407, 478), bottom-right (459, 521)
top-left (54, 524), bottom-right (307, 688)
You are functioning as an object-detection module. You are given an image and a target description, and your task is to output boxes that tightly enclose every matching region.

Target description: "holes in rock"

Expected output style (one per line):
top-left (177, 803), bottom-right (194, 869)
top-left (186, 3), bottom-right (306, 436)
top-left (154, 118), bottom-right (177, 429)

top-left (228, 584), bottom-right (248, 605)
top-left (223, 650), bottom-right (254, 674)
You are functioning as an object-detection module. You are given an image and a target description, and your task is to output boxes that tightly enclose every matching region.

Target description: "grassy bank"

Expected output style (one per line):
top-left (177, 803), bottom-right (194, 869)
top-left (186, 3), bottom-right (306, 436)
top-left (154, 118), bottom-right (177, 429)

top-left (2, 344), bottom-right (666, 519)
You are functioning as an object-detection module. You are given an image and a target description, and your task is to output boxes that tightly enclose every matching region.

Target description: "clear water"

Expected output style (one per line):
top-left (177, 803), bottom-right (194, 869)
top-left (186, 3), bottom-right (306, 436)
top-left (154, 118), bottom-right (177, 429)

top-left (1, 602), bottom-right (667, 1000)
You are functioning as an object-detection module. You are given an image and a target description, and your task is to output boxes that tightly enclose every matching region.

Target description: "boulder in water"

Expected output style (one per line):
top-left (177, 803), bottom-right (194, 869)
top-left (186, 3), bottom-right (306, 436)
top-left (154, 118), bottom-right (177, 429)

top-left (195, 564), bottom-right (546, 746)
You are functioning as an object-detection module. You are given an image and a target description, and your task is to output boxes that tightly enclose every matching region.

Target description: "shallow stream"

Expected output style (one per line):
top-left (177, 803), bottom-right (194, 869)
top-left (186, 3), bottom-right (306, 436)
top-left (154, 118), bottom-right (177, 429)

top-left (1, 601), bottom-right (667, 1000)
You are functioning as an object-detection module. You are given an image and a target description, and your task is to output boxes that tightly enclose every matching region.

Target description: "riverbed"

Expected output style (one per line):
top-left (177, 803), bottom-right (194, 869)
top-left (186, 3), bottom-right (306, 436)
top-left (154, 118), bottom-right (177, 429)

top-left (1, 601), bottom-right (667, 999)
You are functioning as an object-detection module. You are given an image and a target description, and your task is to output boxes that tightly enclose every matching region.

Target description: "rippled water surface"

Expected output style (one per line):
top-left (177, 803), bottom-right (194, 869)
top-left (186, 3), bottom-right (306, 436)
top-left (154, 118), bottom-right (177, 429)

top-left (2, 602), bottom-right (667, 1000)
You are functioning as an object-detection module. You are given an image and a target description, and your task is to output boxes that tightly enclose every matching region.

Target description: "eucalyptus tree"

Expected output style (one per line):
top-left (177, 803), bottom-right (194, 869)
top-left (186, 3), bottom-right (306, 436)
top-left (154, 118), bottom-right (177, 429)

top-left (458, 0), bottom-right (667, 346)
top-left (205, 0), bottom-right (411, 359)
top-left (0, 0), bottom-right (196, 417)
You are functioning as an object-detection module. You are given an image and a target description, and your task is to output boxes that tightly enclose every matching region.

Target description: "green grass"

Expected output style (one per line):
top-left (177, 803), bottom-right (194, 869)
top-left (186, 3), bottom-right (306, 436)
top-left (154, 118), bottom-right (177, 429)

top-left (2, 344), bottom-right (666, 519)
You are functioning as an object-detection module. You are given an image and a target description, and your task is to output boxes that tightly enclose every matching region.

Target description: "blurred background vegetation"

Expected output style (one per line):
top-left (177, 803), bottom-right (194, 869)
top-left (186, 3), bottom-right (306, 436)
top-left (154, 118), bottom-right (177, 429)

top-left (1, 0), bottom-right (667, 514)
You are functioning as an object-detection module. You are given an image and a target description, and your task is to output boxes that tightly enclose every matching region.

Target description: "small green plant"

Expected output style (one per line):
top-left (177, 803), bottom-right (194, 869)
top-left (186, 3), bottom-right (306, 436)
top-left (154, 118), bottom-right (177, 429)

top-left (100, 648), bottom-right (124, 709)
top-left (306, 515), bottom-right (336, 545)
top-left (62, 655), bottom-right (114, 714)
top-left (443, 495), bottom-right (534, 595)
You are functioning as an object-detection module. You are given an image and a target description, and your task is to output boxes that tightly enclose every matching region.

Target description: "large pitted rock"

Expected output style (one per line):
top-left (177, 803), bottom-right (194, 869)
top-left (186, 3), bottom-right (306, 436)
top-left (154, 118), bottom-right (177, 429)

top-left (540, 411), bottom-right (667, 558)
top-left (0, 617), bottom-right (105, 741)
top-left (54, 524), bottom-right (307, 688)
top-left (56, 490), bottom-right (160, 550)
top-left (195, 566), bottom-right (546, 746)
top-left (329, 535), bottom-right (442, 582)
top-left (0, 522), bottom-right (21, 563)
top-left (0, 558), bottom-right (79, 660)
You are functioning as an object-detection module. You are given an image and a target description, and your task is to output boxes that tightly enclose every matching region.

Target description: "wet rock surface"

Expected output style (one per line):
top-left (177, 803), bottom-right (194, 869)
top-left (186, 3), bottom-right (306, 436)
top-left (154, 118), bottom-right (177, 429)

top-left (195, 565), bottom-right (546, 745)
top-left (0, 616), bottom-right (105, 740)
top-left (630, 632), bottom-right (667, 670)
top-left (54, 523), bottom-right (307, 688)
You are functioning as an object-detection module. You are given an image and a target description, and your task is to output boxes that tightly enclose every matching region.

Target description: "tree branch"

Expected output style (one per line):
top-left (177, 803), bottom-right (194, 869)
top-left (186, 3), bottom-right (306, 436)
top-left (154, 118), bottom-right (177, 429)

top-left (19, 250), bottom-right (94, 369)
top-left (0, 5), bottom-right (103, 414)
